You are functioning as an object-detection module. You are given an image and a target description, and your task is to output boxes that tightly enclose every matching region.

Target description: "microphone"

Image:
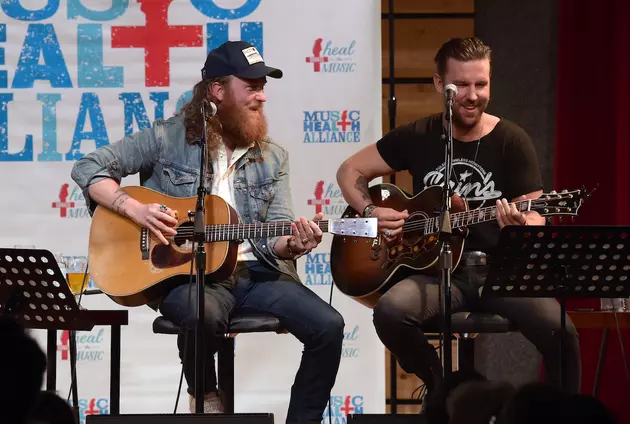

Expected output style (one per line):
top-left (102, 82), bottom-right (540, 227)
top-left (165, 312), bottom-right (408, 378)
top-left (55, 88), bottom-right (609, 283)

top-left (202, 100), bottom-right (217, 117)
top-left (444, 84), bottom-right (457, 104)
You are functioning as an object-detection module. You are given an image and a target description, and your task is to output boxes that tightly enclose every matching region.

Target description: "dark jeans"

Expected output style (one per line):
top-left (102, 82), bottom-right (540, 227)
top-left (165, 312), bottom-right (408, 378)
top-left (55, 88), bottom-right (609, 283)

top-left (159, 261), bottom-right (344, 423)
top-left (372, 266), bottom-right (582, 394)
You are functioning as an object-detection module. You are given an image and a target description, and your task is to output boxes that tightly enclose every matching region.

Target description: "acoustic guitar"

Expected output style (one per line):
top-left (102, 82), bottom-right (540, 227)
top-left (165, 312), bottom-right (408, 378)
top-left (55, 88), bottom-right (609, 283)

top-left (330, 184), bottom-right (590, 308)
top-left (88, 186), bottom-right (378, 307)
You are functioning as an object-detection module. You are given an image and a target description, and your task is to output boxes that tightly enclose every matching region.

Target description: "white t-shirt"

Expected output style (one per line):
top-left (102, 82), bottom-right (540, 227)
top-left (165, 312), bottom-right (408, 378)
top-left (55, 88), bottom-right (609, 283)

top-left (209, 142), bottom-right (257, 262)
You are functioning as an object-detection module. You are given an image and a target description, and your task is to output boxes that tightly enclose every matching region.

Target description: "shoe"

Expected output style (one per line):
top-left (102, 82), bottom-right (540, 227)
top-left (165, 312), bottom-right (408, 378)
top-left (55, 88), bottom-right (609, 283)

top-left (189, 391), bottom-right (224, 413)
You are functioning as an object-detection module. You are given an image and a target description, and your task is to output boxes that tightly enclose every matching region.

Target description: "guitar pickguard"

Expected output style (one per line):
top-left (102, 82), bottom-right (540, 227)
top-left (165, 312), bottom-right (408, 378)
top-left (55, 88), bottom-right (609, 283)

top-left (382, 234), bottom-right (439, 270)
top-left (381, 209), bottom-right (440, 270)
top-left (150, 244), bottom-right (193, 271)
top-left (149, 221), bottom-right (194, 271)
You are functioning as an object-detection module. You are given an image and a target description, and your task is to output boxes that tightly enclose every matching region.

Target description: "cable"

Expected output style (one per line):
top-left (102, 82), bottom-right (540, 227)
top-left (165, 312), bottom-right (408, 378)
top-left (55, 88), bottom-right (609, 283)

top-left (328, 276), bottom-right (334, 424)
top-left (174, 241), bottom-right (197, 413)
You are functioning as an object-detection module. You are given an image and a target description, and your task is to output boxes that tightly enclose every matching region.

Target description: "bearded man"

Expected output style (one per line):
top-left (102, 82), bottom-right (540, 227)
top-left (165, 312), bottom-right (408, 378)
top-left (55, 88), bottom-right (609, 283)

top-left (71, 41), bottom-right (344, 424)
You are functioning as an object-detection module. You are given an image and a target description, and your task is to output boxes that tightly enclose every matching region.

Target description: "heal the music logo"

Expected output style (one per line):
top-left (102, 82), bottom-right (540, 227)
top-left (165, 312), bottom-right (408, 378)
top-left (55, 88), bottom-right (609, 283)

top-left (307, 180), bottom-right (348, 217)
top-left (52, 183), bottom-right (90, 218)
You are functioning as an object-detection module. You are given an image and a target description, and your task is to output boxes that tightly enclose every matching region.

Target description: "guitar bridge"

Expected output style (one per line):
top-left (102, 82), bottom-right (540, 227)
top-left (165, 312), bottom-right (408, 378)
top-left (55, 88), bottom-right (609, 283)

top-left (140, 228), bottom-right (150, 260)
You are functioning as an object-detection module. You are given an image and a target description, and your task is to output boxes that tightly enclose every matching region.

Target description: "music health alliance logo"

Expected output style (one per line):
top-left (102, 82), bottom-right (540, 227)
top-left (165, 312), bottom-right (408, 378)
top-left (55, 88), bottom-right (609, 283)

top-left (322, 395), bottom-right (364, 423)
top-left (304, 252), bottom-right (332, 286)
top-left (303, 110), bottom-right (361, 143)
top-left (58, 328), bottom-right (106, 362)
top-left (76, 398), bottom-right (109, 424)
top-left (52, 183), bottom-right (90, 218)
top-left (305, 38), bottom-right (357, 73)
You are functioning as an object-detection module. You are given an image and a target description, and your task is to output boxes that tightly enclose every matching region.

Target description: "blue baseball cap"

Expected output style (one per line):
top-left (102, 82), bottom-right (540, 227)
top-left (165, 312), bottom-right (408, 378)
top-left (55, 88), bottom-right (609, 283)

top-left (201, 41), bottom-right (283, 80)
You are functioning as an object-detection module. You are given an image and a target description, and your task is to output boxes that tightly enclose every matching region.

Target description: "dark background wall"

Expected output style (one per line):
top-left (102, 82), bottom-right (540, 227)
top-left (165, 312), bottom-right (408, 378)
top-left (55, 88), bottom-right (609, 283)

top-left (475, 0), bottom-right (558, 191)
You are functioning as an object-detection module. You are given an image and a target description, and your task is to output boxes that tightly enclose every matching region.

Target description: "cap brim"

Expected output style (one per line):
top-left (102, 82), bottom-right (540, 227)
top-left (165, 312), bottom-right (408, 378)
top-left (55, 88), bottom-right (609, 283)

top-left (236, 63), bottom-right (283, 79)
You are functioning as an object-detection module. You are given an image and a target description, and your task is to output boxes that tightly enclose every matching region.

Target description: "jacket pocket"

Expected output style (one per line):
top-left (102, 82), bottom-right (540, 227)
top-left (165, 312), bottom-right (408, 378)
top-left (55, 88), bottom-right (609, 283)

top-left (247, 177), bottom-right (277, 220)
top-left (162, 166), bottom-right (197, 197)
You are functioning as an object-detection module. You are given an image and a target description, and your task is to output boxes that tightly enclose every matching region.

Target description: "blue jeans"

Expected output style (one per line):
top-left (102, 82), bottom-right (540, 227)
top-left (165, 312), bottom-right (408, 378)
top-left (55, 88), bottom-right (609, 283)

top-left (159, 261), bottom-right (344, 423)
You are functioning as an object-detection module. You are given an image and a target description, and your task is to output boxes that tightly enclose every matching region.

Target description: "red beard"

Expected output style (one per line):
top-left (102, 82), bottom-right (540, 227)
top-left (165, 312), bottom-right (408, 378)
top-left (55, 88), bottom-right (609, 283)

top-left (217, 95), bottom-right (268, 148)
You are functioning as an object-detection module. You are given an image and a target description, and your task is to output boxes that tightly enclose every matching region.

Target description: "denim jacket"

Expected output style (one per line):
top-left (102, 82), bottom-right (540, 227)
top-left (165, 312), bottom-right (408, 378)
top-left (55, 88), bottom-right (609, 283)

top-left (71, 115), bottom-right (300, 283)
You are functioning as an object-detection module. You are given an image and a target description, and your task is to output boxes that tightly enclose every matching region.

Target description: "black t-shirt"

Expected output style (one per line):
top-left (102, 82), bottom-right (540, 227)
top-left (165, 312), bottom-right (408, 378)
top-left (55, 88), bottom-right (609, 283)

top-left (376, 113), bottom-right (543, 255)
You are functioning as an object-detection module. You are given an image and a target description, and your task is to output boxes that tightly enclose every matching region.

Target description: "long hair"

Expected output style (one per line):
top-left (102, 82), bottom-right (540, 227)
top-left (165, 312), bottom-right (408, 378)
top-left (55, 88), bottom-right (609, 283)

top-left (179, 78), bottom-right (226, 150)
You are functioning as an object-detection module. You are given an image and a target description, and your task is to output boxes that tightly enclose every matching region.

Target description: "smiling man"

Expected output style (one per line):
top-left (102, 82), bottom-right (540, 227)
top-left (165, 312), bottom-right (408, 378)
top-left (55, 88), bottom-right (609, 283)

top-left (336, 37), bottom-right (581, 406)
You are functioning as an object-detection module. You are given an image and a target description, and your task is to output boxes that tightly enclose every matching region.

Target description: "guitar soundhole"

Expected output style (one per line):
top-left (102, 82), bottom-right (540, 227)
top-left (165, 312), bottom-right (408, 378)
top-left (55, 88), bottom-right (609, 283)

top-left (149, 221), bottom-right (195, 270)
top-left (173, 222), bottom-right (194, 249)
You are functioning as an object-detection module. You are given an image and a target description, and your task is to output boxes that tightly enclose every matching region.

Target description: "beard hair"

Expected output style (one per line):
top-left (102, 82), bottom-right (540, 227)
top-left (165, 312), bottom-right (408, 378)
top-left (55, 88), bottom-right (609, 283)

top-left (216, 92), bottom-right (268, 148)
top-left (452, 98), bottom-right (489, 130)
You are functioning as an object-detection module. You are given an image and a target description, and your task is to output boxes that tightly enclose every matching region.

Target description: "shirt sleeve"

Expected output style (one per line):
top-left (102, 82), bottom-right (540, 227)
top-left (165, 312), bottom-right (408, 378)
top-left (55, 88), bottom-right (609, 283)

top-left (375, 122), bottom-right (417, 171)
top-left (503, 124), bottom-right (544, 199)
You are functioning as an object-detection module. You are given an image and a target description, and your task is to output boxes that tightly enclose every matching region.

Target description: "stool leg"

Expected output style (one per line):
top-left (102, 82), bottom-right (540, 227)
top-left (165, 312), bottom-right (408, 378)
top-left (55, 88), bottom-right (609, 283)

top-left (457, 337), bottom-right (476, 374)
top-left (217, 336), bottom-right (235, 413)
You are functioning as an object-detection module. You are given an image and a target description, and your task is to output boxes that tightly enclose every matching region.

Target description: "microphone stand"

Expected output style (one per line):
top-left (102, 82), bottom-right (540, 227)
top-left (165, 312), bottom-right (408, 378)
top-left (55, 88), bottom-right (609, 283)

top-left (438, 95), bottom-right (454, 381)
top-left (193, 102), bottom-right (208, 413)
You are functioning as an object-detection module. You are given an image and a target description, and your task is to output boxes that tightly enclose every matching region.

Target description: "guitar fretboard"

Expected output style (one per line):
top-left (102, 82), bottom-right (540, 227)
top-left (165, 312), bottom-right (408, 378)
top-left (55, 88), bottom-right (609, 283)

top-left (404, 200), bottom-right (531, 235)
top-left (204, 221), bottom-right (330, 242)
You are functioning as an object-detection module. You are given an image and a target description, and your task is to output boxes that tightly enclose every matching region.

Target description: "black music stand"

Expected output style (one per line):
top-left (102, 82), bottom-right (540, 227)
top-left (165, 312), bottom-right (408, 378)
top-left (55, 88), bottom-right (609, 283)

top-left (0, 248), bottom-right (89, 420)
top-left (481, 225), bottom-right (630, 391)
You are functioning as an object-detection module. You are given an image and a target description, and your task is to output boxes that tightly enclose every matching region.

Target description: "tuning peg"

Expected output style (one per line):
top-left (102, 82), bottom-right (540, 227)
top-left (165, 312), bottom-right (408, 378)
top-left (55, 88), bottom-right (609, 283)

top-left (550, 190), bottom-right (557, 195)
top-left (562, 189), bottom-right (568, 193)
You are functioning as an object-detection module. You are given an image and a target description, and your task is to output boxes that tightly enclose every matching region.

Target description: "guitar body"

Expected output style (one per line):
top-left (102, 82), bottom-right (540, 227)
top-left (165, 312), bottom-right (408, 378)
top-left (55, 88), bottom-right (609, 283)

top-left (89, 186), bottom-right (239, 307)
top-left (330, 184), bottom-right (468, 308)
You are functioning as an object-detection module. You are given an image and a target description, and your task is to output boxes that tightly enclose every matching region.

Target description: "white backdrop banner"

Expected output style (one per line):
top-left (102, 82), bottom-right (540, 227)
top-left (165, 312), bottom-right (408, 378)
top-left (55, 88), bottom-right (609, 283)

top-left (0, 1), bottom-right (383, 423)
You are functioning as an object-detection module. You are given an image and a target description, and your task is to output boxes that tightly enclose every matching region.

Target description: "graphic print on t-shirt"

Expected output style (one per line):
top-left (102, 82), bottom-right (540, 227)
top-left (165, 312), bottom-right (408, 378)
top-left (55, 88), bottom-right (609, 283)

top-left (422, 158), bottom-right (502, 208)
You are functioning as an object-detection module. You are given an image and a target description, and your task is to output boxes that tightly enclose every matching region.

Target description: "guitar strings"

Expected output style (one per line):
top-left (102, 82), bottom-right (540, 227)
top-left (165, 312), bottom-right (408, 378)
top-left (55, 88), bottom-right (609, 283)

top-left (165, 195), bottom-right (573, 242)
top-left (400, 197), bottom-right (566, 234)
top-left (172, 222), bottom-right (329, 241)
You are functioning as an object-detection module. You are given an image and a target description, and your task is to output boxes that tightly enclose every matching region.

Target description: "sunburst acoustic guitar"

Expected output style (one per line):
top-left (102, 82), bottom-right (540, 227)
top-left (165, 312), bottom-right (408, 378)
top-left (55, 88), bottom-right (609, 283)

top-left (330, 184), bottom-right (590, 308)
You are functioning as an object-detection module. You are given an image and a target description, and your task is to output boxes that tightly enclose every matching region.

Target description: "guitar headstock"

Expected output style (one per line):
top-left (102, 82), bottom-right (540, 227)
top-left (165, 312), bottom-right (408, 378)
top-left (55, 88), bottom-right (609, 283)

top-left (531, 186), bottom-right (595, 219)
top-left (330, 217), bottom-right (379, 238)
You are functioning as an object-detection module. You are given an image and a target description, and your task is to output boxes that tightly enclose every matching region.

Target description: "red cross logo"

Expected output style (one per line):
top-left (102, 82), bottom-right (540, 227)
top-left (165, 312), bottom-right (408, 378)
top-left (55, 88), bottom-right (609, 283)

top-left (305, 38), bottom-right (328, 72)
top-left (111, 0), bottom-right (203, 87)
top-left (340, 396), bottom-right (355, 416)
top-left (308, 181), bottom-right (330, 215)
top-left (58, 330), bottom-right (70, 360)
top-left (84, 399), bottom-right (100, 416)
top-left (337, 110), bottom-right (352, 132)
top-left (52, 184), bottom-right (75, 218)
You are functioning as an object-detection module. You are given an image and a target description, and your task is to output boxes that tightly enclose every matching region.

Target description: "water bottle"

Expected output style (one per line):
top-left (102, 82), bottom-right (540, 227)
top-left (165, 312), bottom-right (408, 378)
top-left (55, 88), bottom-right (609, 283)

top-left (601, 298), bottom-right (628, 312)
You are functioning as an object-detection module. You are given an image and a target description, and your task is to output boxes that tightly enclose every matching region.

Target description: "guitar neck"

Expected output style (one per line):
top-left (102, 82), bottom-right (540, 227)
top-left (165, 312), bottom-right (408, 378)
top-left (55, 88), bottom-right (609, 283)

top-left (407, 199), bottom-right (531, 235)
top-left (205, 221), bottom-right (330, 242)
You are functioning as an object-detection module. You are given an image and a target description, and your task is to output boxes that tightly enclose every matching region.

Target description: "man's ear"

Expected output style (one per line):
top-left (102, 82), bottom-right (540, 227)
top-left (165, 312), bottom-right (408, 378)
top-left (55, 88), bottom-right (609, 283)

top-left (209, 81), bottom-right (225, 102)
top-left (433, 73), bottom-right (444, 94)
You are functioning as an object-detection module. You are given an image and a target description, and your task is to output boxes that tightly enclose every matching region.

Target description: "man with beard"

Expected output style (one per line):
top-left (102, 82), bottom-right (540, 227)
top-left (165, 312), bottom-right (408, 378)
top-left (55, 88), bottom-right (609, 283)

top-left (71, 41), bottom-right (344, 423)
top-left (336, 37), bottom-right (581, 405)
